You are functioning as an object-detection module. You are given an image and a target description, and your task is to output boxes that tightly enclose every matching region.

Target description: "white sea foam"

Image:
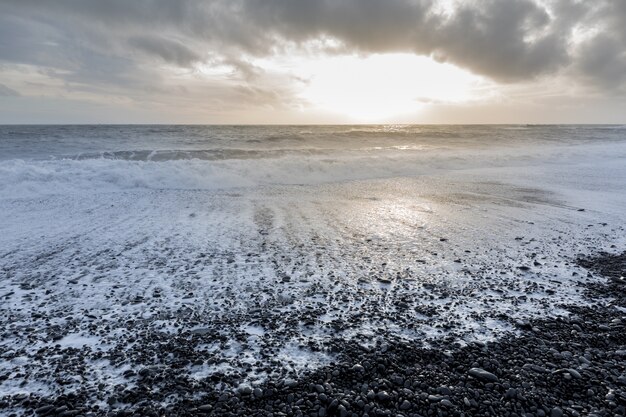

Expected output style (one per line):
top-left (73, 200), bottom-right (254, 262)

top-left (1, 137), bottom-right (625, 199)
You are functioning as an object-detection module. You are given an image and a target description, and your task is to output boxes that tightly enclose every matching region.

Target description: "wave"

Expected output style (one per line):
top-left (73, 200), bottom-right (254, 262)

top-left (64, 145), bottom-right (437, 162)
top-left (66, 148), bottom-right (328, 162)
top-left (2, 140), bottom-right (625, 199)
top-left (0, 153), bottom-right (430, 198)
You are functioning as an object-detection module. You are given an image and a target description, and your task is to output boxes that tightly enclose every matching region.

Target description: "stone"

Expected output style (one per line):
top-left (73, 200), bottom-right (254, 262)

top-left (469, 368), bottom-right (499, 383)
top-left (377, 391), bottom-right (391, 401)
top-left (550, 407), bottom-right (563, 417)
top-left (238, 385), bottom-right (252, 395)
top-left (352, 364), bottom-right (365, 372)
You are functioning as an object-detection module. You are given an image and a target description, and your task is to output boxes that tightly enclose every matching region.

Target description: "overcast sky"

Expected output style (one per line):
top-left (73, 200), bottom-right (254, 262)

top-left (1, 0), bottom-right (625, 124)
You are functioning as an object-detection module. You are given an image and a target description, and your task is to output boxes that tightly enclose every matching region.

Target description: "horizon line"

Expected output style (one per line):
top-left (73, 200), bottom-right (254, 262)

top-left (1, 123), bottom-right (625, 126)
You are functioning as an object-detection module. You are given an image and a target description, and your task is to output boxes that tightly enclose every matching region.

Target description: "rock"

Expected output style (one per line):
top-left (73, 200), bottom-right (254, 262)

top-left (190, 328), bottom-right (211, 335)
top-left (391, 375), bottom-right (404, 385)
top-left (469, 367), bottom-right (499, 383)
top-left (197, 404), bottom-right (212, 412)
top-left (505, 388), bottom-right (518, 399)
top-left (400, 400), bottom-right (411, 410)
top-left (523, 363), bottom-right (547, 373)
top-left (238, 385), bottom-right (252, 395)
top-left (35, 405), bottom-right (55, 415)
top-left (550, 407), bottom-right (563, 417)
top-left (351, 364), bottom-right (364, 372)
top-left (283, 378), bottom-right (297, 387)
top-left (377, 391), bottom-right (391, 401)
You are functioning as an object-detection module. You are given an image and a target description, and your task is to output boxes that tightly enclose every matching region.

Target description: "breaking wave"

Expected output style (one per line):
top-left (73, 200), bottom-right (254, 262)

top-left (1, 138), bottom-right (625, 199)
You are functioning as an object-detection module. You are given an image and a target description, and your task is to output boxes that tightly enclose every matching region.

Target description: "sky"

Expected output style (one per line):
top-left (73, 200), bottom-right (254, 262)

top-left (0, 0), bottom-right (625, 124)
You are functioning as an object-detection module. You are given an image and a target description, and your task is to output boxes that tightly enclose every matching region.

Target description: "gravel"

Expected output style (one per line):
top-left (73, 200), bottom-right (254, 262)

top-left (2, 251), bottom-right (625, 416)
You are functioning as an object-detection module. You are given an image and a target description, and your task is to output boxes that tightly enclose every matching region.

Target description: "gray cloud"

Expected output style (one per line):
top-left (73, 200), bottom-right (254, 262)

top-left (0, 0), bottom-right (624, 107)
top-left (128, 35), bottom-right (202, 67)
top-left (577, 35), bottom-right (626, 91)
top-left (225, 0), bottom-right (571, 82)
top-left (570, 1), bottom-right (626, 92)
top-left (427, 1), bottom-right (566, 81)
top-left (0, 83), bottom-right (19, 97)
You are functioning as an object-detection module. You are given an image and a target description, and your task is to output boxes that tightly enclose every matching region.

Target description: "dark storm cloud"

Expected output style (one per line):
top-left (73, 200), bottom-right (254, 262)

top-left (0, 0), bottom-right (624, 92)
top-left (227, 0), bottom-right (568, 81)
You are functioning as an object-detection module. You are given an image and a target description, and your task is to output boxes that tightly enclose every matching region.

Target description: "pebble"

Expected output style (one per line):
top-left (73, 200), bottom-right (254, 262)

top-left (35, 405), bottom-right (55, 414)
top-left (550, 407), bottom-right (563, 417)
top-left (468, 367), bottom-right (499, 383)
top-left (238, 385), bottom-right (252, 395)
top-left (377, 391), bottom-right (391, 401)
top-left (352, 364), bottom-right (364, 372)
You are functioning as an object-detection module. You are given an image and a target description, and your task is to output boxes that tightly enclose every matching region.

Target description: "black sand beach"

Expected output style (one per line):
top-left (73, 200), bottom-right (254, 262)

top-left (2, 250), bottom-right (625, 417)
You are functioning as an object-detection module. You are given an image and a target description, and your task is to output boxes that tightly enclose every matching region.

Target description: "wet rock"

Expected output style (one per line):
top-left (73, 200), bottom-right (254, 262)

top-left (468, 368), bottom-right (499, 383)
top-left (441, 399), bottom-right (453, 407)
top-left (376, 391), bottom-right (391, 401)
top-left (550, 407), bottom-right (563, 417)
top-left (352, 364), bottom-right (364, 372)
top-left (197, 404), bottom-right (212, 412)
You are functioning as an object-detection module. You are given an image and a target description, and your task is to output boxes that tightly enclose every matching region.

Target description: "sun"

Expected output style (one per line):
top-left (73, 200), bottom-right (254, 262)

top-left (295, 53), bottom-right (489, 122)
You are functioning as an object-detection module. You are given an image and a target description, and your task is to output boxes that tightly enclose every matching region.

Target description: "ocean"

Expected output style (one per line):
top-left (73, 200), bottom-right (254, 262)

top-left (1, 124), bottom-right (626, 197)
top-left (1, 125), bottom-right (626, 409)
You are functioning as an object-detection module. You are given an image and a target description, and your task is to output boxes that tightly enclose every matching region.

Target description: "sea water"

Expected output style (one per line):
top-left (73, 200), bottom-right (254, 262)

top-left (1, 124), bottom-right (626, 198)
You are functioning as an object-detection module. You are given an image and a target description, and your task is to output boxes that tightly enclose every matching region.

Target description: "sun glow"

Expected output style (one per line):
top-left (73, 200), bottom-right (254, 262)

top-left (295, 53), bottom-right (489, 121)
